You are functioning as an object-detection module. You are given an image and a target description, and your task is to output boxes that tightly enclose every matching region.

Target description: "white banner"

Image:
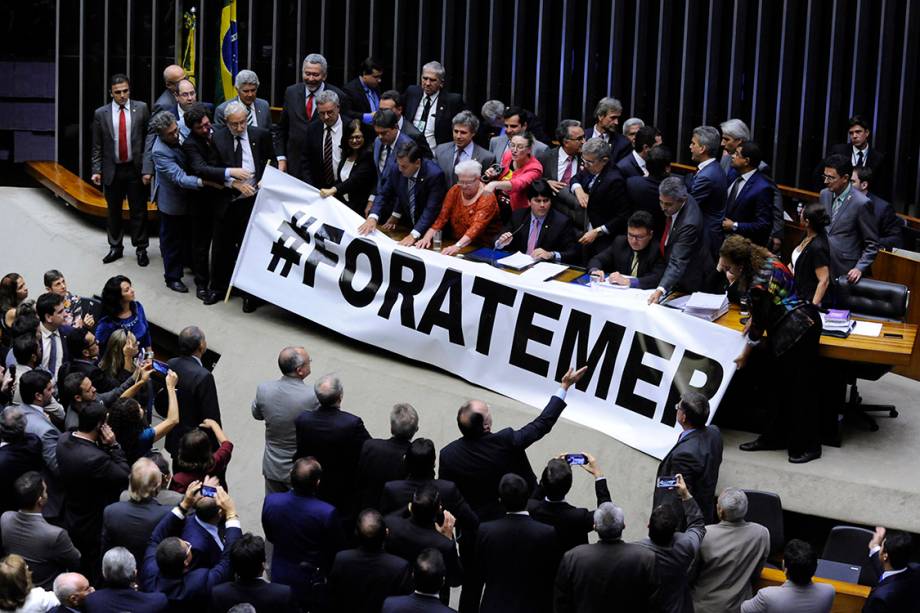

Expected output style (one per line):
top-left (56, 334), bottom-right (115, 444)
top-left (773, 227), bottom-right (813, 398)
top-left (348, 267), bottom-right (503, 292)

top-left (232, 168), bottom-right (746, 459)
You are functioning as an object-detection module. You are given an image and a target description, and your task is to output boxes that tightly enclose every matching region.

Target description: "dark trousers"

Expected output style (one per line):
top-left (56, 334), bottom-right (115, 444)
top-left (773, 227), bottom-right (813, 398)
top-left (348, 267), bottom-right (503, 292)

top-left (190, 200), bottom-right (216, 288)
top-left (211, 196), bottom-right (254, 292)
top-left (159, 212), bottom-right (186, 283)
top-left (458, 531), bottom-right (483, 613)
top-left (104, 163), bottom-right (149, 250)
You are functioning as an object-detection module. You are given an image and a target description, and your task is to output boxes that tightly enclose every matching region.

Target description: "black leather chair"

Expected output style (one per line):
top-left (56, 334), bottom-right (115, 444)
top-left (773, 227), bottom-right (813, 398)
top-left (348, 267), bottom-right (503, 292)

top-left (742, 490), bottom-right (784, 567)
top-left (832, 275), bottom-right (910, 431)
top-left (821, 525), bottom-right (878, 586)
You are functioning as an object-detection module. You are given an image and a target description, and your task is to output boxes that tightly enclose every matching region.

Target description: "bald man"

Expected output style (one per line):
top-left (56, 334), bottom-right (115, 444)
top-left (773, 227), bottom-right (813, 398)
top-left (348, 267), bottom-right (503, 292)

top-left (154, 64), bottom-right (186, 116)
top-left (53, 572), bottom-right (94, 611)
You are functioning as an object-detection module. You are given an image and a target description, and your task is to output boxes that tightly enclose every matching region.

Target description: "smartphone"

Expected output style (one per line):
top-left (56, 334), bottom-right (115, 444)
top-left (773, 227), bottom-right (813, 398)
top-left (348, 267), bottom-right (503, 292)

top-left (656, 476), bottom-right (678, 489)
top-left (151, 360), bottom-right (169, 376)
top-left (200, 485), bottom-right (217, 498)
top-left (564, 453), bottom-right (588, 466)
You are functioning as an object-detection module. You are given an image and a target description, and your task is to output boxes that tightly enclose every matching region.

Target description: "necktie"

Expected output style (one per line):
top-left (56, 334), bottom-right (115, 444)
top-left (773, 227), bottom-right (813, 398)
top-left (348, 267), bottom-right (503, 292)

top-left (246, 105), bottom-right (256, 126)
top-left (379, 144), bottom-right (391, 173)
top-left (659, 215), bottom-right (673, 256)
top-left (526, 218), bottom-right (540, 255)
top-left (408, 177), bottom-right (417, 222)
top-left (560, 156), bottom-right (574, 184)
top-left (453, 146), bottom-right (464, 169)
top-left (234, 136), bottom-right (243, 167)
top-left (856, 150), bottom-right (864, 168)
top-left (323, 126), bottom-right (335, 185)
top-left (366, 87), bottom-right (379, 111)
top-left (118, 105), bottom-right (128, 162)
top-left (306, 92), bottom-right (315, 120)
top-left (727, 176), bottom-right (743, 209)
top-left (420, 96), bottom-right (433, 125)
top-left (833, 195), bottom-right (843, 221)
top-left (630, 252), bottom-right (639, 276)
top-left (48, 332), bottom-right (58, 375)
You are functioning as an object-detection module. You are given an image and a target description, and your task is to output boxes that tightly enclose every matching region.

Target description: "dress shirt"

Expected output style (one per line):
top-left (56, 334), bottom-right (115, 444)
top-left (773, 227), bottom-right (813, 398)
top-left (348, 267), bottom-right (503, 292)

top-left (170, 505), bottom-right (241, 530)
top-left (39, 324), bottom-right (63, 381)
top-left (177, 106), bottom-right (189, 143)
top-left (868, 545), bottom-right (910, 582)
top-left (454, 141), bottom-right (474, 166)
top-left (111, 100), bottom-right (134, 162)
top-left (361, 78), bottom-right (379, 111)
top-left (557, 153), bottom-right (578, 182)
top-left (851, 145), bottom-right (869, 167)
top-left (523, 213), bottom-right (562, 262)
top-left (236, 130), bottom-right (256, 186)
top-left (632, 150), bottom-right (647, 175)
top-left (590, 126), bottom-right (609, 142)
top-left (413, 90), bottom-right (439, 149)
top-left (726, 168), bottom-right (757, 201)
top-left (195, 516), bottom-right (225, 551)
top-left (697, 157), bottom-right (717, 171)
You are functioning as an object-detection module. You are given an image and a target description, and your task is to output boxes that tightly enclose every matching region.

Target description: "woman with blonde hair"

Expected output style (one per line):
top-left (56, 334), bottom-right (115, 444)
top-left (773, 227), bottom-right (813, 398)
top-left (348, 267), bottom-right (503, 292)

top-left (0, 554), bottom-right (58, 612)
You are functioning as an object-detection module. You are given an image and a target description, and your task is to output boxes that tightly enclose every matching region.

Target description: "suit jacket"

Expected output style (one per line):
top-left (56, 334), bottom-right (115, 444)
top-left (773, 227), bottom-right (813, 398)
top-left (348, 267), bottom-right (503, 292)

top-left (488, 133), bottom-right (549, 160)
top-left (300, 118), bottom-right (344, 189)
top-left (140, 510), bottom-right (241, 613)
top-left (691, 520), bottom-right (771, 613)
top-left (164, 355), bottom-right (221, 457)
top-left (0, 434), bottom-right (43, 513)
top-left (278, 82), bottom-right (349, 178)
top-left (659, 195), bottom-right (714, 294)
top-left (627, 174), bottom-right (667, 237)
top-left (101, 498), bottom-right (174, 568)
top-left (56, 359), bottom-right (112, 396)
top-left (433, 141), bottom-right (495, 187)
top-left (356, 436), bottom-right (411, 512)
top-left (740, 580), bottom-right (835, 613)
top-left (85, 587), bottom-right (169, 613)
top-left (384, 513), bottom-right (462, 588)
top-left (502, 207), bottom-right (580, 264)
top-left (372, 131), bottom-right (416, 195)
top-left (211, 124), bottom-right (277, 187)
top-left (818, 187), bottom-right (879, 276)
top-left (862, 557), bottom-right (920, 613)
top-left (587, 236), bottom-right (666, 290)
top-left (584, 127), bottom-right (631, 162)
top-left (0, 510), bottom-right (81, 589)
top-left (183, 130), bottom-right (230, 186)
top-left (334, 149), bottom-right (378, 213)
top-left (372, 159), bottom-right (447, 236)
top-left (381, 593), bottom-right (455, 613)
top-left (20, 404), bottom-right (63, 519)
top-left (537, 147), bottom-right (583, 227)
top-left (153, 89), bottom-right (178, 116)
top-left (380, 478), bottom-right (479, 534)
top-left (868, 192), bottom-right (904, 250)
top-left (571, 162), bottom-right (630, 234)
top-left (476, 514), bottom-right (559, 613)
top-left (402, 85), bottom-right (467, 146)
top-left (554, 539), bottom-right (658, 613)
top-left (439, 395), bottom-right (566, 521)
top-left (527, 478), bottom-right (611, 553)
top-left (616, 152), bottom-right (645, 179)
top-left (328, 548), bottom-right (413, 613)
top-left (342, 77), bottom-right (379, 116)
top-left (829, 142), bottom-right (890, 200)
top-left (208, 578), bottom-right (296, 613)
top-left (723, 158), bottom-right (785, 241)
top-left (688, 160), bottom-right (729, 256)
top-left (214, 96), bottom-right (283, 156)
top-left (398, 117), bottom-right (434, 158)
top-left (251, 375), bottom-right (319, 483)
top-left (653, 426), bottom-right (723, 525)
top-left (724, 168), bottom-right (774, 246)
top-left (151, 137), bottom-right (201, 215)
top-left (182, 515), bottom-right (223, 571)
top-left (91, 100), bottom-right (153, 184)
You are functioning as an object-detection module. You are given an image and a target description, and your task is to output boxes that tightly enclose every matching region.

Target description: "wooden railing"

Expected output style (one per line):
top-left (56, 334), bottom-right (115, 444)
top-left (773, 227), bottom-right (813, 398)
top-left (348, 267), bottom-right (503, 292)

top-left (756, 567), bottom-right (870, 613)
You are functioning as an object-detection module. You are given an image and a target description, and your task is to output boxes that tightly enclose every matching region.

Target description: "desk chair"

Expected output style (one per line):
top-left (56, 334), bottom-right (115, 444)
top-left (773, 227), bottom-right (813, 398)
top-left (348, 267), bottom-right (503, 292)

top-left (832, 275), bottom-right (910, 431)
top-left (742, 490), bottom-right (784, 567)
top-left (821, 525), bottom-right (878, 586)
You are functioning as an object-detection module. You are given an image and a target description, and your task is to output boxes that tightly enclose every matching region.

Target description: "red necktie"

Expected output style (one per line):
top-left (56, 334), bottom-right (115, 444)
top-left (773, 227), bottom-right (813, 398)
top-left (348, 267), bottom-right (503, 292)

top-left (560, 156), bottom-right (574, 184)
top-left (306, 93), bottom-right (314, 120)
top-left (118, 105), bottom-right (128, 162)
top-left (659, 215), bottom-right (673, 256)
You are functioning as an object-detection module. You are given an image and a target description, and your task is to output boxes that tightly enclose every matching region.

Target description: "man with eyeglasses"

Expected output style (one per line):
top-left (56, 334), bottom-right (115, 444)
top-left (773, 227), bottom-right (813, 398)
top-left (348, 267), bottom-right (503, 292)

top-left (587, 210), bottom-right (664, 289)
top-left (537, 120), bottom-right (585, 229)
top-left (56, 328), bottom-right (113, 394)
top-left (571, 137), bottom-right (629, 254)
top-left (153, 64), bottom-right (186, 116)
top-left (172, 79), bottom-right (212, 144)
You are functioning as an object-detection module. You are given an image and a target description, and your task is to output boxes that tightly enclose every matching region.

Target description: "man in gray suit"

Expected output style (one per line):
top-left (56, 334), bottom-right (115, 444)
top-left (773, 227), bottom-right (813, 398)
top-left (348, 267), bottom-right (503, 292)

top-left (692, 488), bottom-right (770, 613)
top-left (741, 539), bottom-right (834, 612)
top-left (1, 471), bottom-right (81, 589)
top-left (433, 110), bottom-right (494, 187)
top-left (819, 153), bottom-right (879, 283)
top-left (537, 120), bottom-right (584, 229)
top-left (152, 64), bottom-right (185, 115)
top-left (214, 69), bottom-right (283, 157)
top-left (252, 346), bottom-right (319, 494)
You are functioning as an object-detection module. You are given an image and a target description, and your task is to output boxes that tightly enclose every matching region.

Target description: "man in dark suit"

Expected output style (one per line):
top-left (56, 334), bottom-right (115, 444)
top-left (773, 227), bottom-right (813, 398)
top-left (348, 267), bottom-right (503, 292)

top-left (368, 109), bottom-right (417, 210)
top-left (0, 407), bottom-right (43, 513)
top-left (721, 140), bottom-right (774, 247)
top-left (587, 210), bottom-right (665, 289)
top-left (57, 328), bottom-right (111, 394)
top-left (537, 120), bottom-right (585, 229)
top-left (554, 502), bottom-right (658, 613)
top-left (654, 392), bottom-right (723, 526)
top-left (359, 141), bottom-right (447, 247)
top-left (172, 79), bottom-right (214, 144)
top-left (433, 110), bottom-right (495, 187)
top-left (299, 89), bottom-right (345, 189)
top-left (356, 403), bottom-right (418, 512)
top-left (56, 401), bottom-right (131, 577)
top-left (294, 375), bottom-right (370, 522)
top-left (277, 53), bottom-right (349, 178)
top-left (342, 57), bottom-right (384, 117)
top-left (627, 144), bottom-right (671, 237)
top-left (165, 326), bottom-right (221, 457)
top-left (381, 549), bottom-right (455, 613)
top-left (140, 483), bottom-right (242, 613)
top-left (85, 546), bottom-right (168, 612)
top-left (616, 124), bottom-right (656, 179)
top-left (91, 73), bottom-right (152, 266)
top-left (214, 69), bottom-right (283, 157)
top-left (494, 179), bottom-right (580, 264)
top-left (329, 509), bottom-right (413, 613)
top-left (828, 114), bottom-right (890, 201)
top-left (476, 474), bottom-right (558, 613)
top-left (153, 64), bottom-right (185, 115)
top-left (49, 572), bottom-right (94, 612)
top-left (181, 495), bottom-right (227, 571)
top-left (402, 60), bottom-right (468, 149)
top-left (211, 101), bottom-right (277, 310)
top-left (688, 125), bottom-right (728, 258)
top-left (852, 165), bottom-right (904, 250)
top-left (647, 177), bottom-right (714, 304)
top-left (585, 97), bottom-right (631, 162)
top-left (379, 90), bottom-right (432, 156)
top-left (863, 528), bottom-right (920, 611)
top-left (571, 137), bottom-right (630, 249)
top-left (527, 454), bottom-right (611, 554)
top-left (209, 533), bottom-right (296, 612)
top-left (261, 457), bottom-right (346, 610)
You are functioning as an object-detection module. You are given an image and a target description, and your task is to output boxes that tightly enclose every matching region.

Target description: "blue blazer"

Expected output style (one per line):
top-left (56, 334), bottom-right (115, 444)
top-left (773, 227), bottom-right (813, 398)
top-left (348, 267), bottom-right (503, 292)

top-left (372, 159), bottom-right (447, 236)
top-left (724, 168), bottom-right (774, 246)
top-left (151, 137), bottom-right (200, 216)
top-left (85, 587), bottom-right (169, 613)
top-left (372, 131), bottom-right (415, 194)
top-left (864, 560), bottom-right (920, 612)
top-left (688, 161), bottom-right (728, 254)
top-left (181, 515), bottom-right (222, 571)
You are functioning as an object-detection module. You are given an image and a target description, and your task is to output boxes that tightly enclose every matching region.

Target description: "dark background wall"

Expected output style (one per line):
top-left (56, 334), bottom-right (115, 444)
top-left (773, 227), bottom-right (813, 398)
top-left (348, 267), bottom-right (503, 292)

top-left (2, 0), bottom-right (919, 210)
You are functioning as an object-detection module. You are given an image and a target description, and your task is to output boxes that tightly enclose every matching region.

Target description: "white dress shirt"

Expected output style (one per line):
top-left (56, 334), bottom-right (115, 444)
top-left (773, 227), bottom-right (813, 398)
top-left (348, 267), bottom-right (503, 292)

top-left (631, 150), bottom-right (647, 175)
top-left (413, 91), bottom-right (439, 149)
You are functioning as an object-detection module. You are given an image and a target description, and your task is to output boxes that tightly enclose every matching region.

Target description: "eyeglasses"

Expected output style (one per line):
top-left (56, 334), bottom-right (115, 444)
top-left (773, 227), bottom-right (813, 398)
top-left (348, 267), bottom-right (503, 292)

top-left (822, 174), bottom-right (841, 182)
top-left (627, 232), bottom-right (650, 240)
top-left (564, 135), bottom-right (586, 142)
top-left (348, 135), bottom-right (364, 140)
top-left (509, 144), bottom-right (530, 152)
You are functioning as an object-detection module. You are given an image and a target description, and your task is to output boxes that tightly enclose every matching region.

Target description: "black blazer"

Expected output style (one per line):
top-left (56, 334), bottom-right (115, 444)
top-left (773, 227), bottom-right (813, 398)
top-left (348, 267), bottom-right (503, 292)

top-left (57, 359), bottom-right (113, 395)
top-left (587, 235), bottom-right (665, 290)
top-left (384, 513), bottom-right (463, 588)
top-left (503, 208), bottom-right (580, 264)
top-left (278, 82), bottom-right (350, 178)
top-left (294, 406), bottom-right (371, 516)
top-left (0, 434), bottom-right (43, 513)
top-left (554, 539), bottom-right (658, 613)
top-left (299, 119), bottom-right (342, 189)
top-left (615, 152), bottom-right (644, 179)
top-left (401, 85), bottom-right (467, 146)
top-left (355, 436), bottom-right (411, 512)
top-left (183, 131), bottom-right (232, 184)
top-left (164, 355), bottom-right (222, 457)
top-left (571, 163), bottom-right (630, 234)
top-left (342, 77), bottom-right (378, 116)
top-left (439, 395), bottom-right (566, 521)
top-left (208, 578), bottom-right (296, 613)
top-left (476, 514), bottom-right (559, 613)
top-left (626, 174), bottom-right (666, 237)
top-left (724, 168), bottom-right (775, 246)
top-left (829, 142), bottom-right (890, 200)
top-left (380, 477), bottom-right (479, 533)
top-left (792, 232), bottom-right (830, 304)
top-left (536, 147), bottom-right (582, 223)
top-left (653, 425), bottom-right (724, 525)
top-left (659, 196), bottom-right (714, 294)
top-left (211, 125), bottom-right (276, 184)
top-left (527, 478), bottom-right (612, 554)
top-left (869, 193), bottom-right (904, 250)
top-left (334, 149), bottom-right (378, 214)
top-left (91, 100), bottom-right (153, 184)
top-left (328, 548), bottom-right (413, 613)
top-left (862, 554), bottom-right (920, 612)
top-left (101, 498), bottom-right (174, 568)
top-left (84, 587), bottom-right (169, 613)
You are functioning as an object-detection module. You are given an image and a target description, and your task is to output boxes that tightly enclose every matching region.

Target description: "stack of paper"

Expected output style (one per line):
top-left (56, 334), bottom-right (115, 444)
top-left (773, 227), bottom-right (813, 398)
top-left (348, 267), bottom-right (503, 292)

top-left (518, 262), bottom-right (569, 282)
top-left (683, 292), bottom-right (730, 321)
top-left (821, 310), bottom-right (855, 337)
top-left (496, 252), bottom-right (536, 270)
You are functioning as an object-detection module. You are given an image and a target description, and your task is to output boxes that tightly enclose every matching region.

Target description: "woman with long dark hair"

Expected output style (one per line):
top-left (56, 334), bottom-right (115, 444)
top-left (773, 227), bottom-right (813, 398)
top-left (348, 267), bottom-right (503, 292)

top-left (169, 418), bottom-right (233, 493)
top-left (789, 202), bottom-right (831, 306)
top-left (107, 368), bottom-right (179, 464)
top-left (0, 273), bottom-right (28, 341)
top-left (319, 118), bottom-right (378, 215)
top-left (94, 276), bottom-right (152, 354)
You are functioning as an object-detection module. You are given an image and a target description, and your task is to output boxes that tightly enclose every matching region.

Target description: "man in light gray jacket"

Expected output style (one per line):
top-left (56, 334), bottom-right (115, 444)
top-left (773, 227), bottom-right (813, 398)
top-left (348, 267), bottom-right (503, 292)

top-left (251, 346), bottom-right (319, 494)
top-left (741, 539), bottom-right (834, 613)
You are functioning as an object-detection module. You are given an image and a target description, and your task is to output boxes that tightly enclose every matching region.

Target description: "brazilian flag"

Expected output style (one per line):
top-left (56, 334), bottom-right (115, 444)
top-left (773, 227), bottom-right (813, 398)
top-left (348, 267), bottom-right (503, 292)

top-left (217, 0), bottom-right (238, 103)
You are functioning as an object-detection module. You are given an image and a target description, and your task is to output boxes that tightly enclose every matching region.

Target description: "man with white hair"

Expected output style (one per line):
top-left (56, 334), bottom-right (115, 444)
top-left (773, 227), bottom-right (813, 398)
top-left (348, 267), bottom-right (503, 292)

top-left (299, 89), bottom-right (344, 188)
top-left (52, 572), bottom-right (94, 612)
top-left (692, 488), bottom-right (770, 613)
top-left (586, 97), bottom-right (631, 162)
top-left (85, 546), bottom-right (169, 611)
top-left (622, 117), bottom-right (645, 146)
top-left (215, 69), bottom-right (283, 160)
top-left (278, 53), bottom-right (349, 178)
top-left (554, 502), bottom-right (658, 612)
top-left (402, 60), bottom-right (468, 148)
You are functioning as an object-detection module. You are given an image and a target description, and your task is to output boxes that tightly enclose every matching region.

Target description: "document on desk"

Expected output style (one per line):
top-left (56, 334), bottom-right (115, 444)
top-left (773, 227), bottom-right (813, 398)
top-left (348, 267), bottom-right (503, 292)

top-left (589, 278), bottom-right (633, 290)
top-left (852, 321), bottom-right (883, 337)
top-left (496, 251), bottom-right (536, 270)
top-left (519, 261), bottom-right (569, 282)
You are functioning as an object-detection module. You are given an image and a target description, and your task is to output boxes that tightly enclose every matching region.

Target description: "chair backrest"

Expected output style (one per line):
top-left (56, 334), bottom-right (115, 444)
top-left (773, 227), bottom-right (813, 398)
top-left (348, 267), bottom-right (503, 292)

top-left (833, 276), bottom-right (910, 321)
top-left (821, 525), bottom-right (875, 565)
top-left (742, 490), bottom-right (784, 558)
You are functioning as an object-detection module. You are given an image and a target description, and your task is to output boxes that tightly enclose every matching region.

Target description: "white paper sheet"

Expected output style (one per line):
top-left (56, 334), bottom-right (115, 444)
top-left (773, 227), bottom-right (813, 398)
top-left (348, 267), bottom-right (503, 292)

top-left (518, 261), bottom-right (569, 282)
top-left (852, 321), bottom-right (883, 337)
top-left (496, 251), bottom-right (536, 270)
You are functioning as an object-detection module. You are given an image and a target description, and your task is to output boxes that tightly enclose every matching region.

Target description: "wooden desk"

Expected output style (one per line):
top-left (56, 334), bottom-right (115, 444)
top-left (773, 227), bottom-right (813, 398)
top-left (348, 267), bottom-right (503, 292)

top-left (757, 567), bottom-right (869, 613)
